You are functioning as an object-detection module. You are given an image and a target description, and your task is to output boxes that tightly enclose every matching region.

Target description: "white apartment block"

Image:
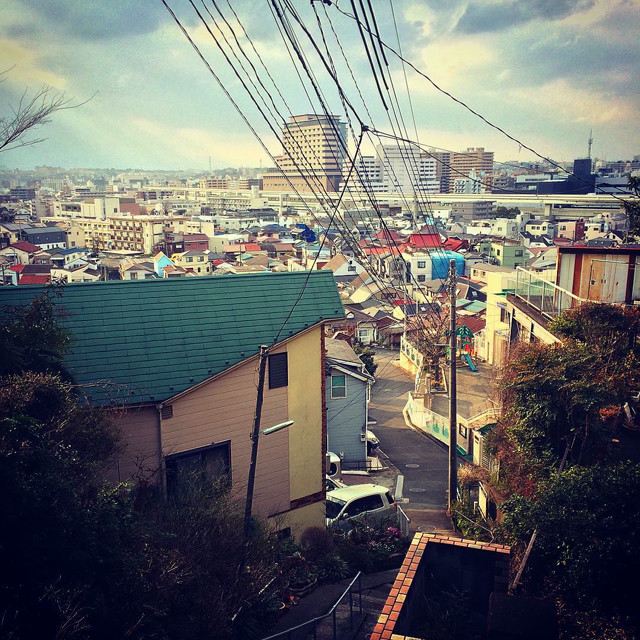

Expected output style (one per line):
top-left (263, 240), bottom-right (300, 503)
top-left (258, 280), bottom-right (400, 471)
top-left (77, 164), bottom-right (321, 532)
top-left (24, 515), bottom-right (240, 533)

top-left (348, 146), bottom-right (440, 195)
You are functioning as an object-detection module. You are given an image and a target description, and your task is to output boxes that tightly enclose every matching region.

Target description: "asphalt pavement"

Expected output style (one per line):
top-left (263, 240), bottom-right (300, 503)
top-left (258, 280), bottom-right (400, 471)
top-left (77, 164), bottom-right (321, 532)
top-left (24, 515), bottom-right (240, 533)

top-left (367, 348), bottom-right (453, 532)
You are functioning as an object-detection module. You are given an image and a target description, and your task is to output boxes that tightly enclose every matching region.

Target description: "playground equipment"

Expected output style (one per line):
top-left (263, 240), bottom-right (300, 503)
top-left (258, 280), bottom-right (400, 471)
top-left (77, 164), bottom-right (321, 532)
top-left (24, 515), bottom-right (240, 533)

top-left (463, 352), bottom-right (478, 372)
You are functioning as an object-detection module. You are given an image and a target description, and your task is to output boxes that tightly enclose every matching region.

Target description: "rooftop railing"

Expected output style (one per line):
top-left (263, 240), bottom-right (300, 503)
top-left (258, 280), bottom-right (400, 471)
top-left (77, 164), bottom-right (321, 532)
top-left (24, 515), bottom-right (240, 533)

top-left (512, 267), bottom-right (586, 320)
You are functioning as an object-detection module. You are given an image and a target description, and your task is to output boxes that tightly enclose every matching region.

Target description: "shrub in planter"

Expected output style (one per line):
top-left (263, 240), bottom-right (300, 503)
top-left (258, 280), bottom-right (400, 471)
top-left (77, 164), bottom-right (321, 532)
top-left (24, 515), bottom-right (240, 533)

top-left (317, 553), bottom-right (352, 583)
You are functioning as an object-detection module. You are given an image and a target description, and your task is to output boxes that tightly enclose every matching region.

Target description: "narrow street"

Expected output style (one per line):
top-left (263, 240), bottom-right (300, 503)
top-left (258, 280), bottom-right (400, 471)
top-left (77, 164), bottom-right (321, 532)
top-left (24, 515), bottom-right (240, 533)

top-left (368, 348), bottom-right (452, 532)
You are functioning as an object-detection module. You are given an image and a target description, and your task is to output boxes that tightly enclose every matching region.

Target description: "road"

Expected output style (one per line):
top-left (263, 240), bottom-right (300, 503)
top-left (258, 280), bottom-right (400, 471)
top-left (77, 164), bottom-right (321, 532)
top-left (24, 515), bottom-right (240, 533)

top-left (368, 348), bottom-right (452, 532)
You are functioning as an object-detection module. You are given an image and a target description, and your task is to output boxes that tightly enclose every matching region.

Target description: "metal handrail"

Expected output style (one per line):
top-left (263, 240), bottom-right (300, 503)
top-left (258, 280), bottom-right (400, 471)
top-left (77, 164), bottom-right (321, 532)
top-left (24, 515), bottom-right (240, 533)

top-left (262, 571), bottom-right (363, 640)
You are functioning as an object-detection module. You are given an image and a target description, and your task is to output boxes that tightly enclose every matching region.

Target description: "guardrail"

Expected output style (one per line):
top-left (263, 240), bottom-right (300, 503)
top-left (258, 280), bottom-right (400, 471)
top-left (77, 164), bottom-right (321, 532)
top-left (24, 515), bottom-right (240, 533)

top-left (396, 504), bottom-right (411, 538)
top-left (262, 572), bottom-right (363, 640)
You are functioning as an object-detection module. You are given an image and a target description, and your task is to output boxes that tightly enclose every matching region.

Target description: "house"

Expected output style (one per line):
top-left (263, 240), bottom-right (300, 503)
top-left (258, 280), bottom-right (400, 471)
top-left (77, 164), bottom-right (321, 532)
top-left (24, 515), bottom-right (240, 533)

top-left (170, 251), bottom-right (212, 275)
top-left (0, 241), bottom-right (42, 265)
top-left (0, 271), bottom-right (344, 537)
top-left (17, 264), bottom-right (52, 285)
top-left (322, 254), bottom-right (366, 281)
top-left (120, 261), bottom-right (156, 280)
top-left (19, 225), bottom-right (67, 250)
top-left (556, 245), bottom-right (640, 305)
top-left (325, 338), bottom-right (374, 469)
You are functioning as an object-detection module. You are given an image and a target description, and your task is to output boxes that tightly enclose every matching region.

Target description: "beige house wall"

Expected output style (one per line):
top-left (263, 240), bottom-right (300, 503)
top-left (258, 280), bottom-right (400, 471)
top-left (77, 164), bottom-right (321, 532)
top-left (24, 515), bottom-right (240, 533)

top-left (108, 405), bottom-right (160, 483)
top-left (286, 326), bottom-right (325, 531)
top-left (165, 351), bottom-right (291, 520)
top-left (106, 326), bottom-right (327, 537)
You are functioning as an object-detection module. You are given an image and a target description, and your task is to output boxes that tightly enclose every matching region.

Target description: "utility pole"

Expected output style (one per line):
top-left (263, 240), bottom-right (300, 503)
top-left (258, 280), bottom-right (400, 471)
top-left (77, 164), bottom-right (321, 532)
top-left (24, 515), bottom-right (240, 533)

top-left (244, 345), bottom-right (269, 538)
top-left (447, 259), bottom-right (458, 512)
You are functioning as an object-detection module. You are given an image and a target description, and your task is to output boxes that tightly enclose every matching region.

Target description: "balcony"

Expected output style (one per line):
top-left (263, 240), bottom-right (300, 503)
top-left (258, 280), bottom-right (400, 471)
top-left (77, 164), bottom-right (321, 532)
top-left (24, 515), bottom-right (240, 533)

top-left (512, 267), bottom-right (585, 321)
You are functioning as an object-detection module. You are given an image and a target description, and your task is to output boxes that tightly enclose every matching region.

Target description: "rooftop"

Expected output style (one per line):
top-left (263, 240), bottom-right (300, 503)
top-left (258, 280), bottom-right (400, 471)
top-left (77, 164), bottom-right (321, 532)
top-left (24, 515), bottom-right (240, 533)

top-left (0, 271), bottom-right (344, 406)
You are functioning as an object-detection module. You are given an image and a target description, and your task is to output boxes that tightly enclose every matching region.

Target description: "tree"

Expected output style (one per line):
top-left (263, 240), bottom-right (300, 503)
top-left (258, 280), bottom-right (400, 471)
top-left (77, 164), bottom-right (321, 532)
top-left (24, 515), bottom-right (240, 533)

top-left (0, 70), bottom-right (89, 153)
top-left (496, 205), bottom-right (520, 219)
top-left (623, 175), bottom-right (640, 242)
top-left (0, 285), bottom-right (71, 377)
top-left (494, 304), bottom-right (640, 483)
top-left (353, 341), bottom-right (378, 376)
top-left (499, 463), bottom-right (640, 637)
top-left (0, 290), bottom-right (299, 639)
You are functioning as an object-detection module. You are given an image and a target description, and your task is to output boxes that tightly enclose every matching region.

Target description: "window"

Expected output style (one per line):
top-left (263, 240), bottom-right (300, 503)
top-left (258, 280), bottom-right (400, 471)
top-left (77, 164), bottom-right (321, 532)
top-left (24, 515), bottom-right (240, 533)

top-left (268, 352), bottom-right (288, 388)
top-left (165, 441), bottom-right (231, 497)
top-left (348, 494), bottom-right (383, 516)
top-left (458, 424), bottom-right (468, 438)
top-left (417, 261), bottom-right (426, 269)
top-left (515, 250), bottom-right (523, 257)
top-left (417, 275), bottom-right (426, 282)
top-left (331, 374), bottom-right (347, 398)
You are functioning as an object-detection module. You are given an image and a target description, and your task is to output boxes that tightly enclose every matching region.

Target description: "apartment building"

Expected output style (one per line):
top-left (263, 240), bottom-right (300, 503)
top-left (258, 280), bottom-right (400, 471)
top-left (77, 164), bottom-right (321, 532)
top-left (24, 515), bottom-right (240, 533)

top-left (450, 200), bottom-right (495, 222)
top-left (448, 147), bottom-right (494, 193)
top-left (262, 114), bottom-right (346, 193)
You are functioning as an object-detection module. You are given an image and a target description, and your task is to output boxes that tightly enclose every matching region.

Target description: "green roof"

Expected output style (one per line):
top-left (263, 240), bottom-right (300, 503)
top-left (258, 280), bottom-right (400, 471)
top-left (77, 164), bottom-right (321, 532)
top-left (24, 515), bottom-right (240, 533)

top-left (0, 271), bottom-right (344, 406)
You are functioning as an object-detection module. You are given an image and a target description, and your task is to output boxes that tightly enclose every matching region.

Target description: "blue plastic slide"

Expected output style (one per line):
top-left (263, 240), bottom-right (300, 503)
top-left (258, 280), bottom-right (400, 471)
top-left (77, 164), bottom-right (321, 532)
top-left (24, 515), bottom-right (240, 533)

top-left (463, 352), bottom-right (478, 372)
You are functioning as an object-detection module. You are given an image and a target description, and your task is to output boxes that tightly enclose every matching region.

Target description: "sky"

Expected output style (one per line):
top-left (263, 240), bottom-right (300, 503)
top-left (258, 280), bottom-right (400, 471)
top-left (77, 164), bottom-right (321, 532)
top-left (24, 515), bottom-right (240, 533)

top-left (0, 0), bottom-right (638, 171)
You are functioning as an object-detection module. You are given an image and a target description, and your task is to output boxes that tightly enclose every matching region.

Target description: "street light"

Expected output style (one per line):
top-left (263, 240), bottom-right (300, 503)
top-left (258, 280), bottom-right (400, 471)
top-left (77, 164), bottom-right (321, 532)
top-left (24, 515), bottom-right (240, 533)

top-left (243, 417), bottom-right (293, 538)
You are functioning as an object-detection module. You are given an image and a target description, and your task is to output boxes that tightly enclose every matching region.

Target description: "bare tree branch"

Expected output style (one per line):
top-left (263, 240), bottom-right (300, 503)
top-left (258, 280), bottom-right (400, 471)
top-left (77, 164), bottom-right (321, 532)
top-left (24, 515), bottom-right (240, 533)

top-left (0, 72), bottom-right (95, 153)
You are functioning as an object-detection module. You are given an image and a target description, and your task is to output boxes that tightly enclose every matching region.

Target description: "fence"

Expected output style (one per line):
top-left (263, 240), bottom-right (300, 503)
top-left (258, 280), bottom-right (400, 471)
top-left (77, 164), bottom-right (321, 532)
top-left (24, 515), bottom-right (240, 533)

top-left (262, 572), bottom-right (363, 640)
top-left (396, 504), bottom-right (411, 538)
top-left (513, 267), bottom-right (585, 319)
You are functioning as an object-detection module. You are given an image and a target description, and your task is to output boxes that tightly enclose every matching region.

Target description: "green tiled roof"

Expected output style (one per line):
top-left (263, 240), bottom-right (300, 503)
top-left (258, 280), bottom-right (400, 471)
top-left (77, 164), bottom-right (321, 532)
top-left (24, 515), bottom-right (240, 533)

top-left (0, 271), bottom-right (344, 406)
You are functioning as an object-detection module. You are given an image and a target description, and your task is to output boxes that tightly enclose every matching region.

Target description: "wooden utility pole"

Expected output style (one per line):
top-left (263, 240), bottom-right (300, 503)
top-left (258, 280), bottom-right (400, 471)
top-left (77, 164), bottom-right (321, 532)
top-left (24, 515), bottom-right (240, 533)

top-left (447, 259), bottom-right (458, 511)
top-left (243, 345), bottom-right (269, 538)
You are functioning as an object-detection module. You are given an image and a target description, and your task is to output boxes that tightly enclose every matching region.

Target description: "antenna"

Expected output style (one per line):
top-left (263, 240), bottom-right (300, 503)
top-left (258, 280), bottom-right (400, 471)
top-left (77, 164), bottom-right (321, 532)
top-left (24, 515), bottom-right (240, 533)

top-left (587, 129), bottom-right (593, 159)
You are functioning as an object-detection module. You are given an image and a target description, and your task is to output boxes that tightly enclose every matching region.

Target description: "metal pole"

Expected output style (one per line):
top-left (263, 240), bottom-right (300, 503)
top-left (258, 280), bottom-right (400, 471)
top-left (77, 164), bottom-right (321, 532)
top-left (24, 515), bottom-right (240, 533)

top-left (448, 259), bottom-right (458, 511)
top-left (244, 345), bottom-right (269, 538)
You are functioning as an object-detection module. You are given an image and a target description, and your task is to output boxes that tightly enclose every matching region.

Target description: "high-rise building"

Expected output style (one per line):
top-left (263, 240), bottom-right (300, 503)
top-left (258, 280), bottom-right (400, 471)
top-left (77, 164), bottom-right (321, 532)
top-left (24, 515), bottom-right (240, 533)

top-left (347, 145), bottom-right (440, 194)
top-left (262, 114), bottom-right (346, 193)
top-left (448, 147), bottom-right (494, 193)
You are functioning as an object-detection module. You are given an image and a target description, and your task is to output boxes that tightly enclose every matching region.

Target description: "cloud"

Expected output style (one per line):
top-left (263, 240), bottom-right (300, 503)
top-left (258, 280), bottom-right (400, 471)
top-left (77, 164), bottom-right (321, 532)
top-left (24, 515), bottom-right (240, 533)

top-left (0, 40), bottom-right (67, 89)
top-left (455, 0), bottom-right (596, 33)
top-left (17, 0), bottom-right (196, 40)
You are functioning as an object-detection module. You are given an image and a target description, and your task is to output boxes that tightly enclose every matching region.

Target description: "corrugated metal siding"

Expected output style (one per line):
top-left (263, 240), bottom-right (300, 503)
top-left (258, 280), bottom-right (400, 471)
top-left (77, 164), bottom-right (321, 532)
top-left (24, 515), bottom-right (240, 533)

top-left (326, 376), bottom-right (367, 465)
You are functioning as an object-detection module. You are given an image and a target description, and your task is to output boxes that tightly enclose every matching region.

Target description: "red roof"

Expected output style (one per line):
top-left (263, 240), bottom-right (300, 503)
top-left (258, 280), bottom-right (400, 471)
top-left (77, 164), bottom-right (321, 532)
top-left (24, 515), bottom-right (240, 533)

top-left (459, 316), bottom-right (486, 334)
top-left (223, 243), bottom-right (261, 253)
top-left (9, 264), bottom-right (24, 273)
top-left (443, 238), bottom-right (466, 251)
top-left (373, 229), bottom-right (403, 243)
top-left (19, 274), bottom-right (51, 285)
top-left (408, 233), bottom-right (442, 249)
top-left (9, 241), bottom-right (42, 253)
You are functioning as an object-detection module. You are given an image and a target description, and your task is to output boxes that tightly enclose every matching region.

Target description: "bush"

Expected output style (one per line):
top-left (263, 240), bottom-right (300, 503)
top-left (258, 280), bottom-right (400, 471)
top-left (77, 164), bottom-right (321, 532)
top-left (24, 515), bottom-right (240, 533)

top-left (317, 554), bottom-right (352, 583)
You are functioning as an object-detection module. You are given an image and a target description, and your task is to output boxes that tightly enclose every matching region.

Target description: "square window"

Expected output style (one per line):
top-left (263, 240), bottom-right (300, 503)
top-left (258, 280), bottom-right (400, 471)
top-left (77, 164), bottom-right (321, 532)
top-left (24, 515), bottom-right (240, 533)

top-left (165, 441), bottom-right (231, 498)
top-left (458, 424), bottom-right (468, 438)
top-left (331, 374), bottom-right (346, 398)
top-left (268, 352), bottom-right (288, 389)
top-left (417, 261), bottom-right (426, 269)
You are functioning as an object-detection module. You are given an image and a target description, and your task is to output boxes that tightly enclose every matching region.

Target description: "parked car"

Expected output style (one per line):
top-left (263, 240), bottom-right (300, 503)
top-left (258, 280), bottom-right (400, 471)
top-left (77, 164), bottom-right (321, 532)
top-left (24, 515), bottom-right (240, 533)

top-left (325, 475), bottom-right (347, 492)
top-left (326, 484), bottom-right (396, 530)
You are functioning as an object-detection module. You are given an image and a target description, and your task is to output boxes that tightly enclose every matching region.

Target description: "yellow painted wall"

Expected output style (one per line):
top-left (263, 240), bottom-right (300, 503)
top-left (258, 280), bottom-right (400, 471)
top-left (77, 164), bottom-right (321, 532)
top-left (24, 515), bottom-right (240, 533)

top-left (286, 325), bottom-right (324, 527)
top-left (274, 502), bottom-right (325, 540)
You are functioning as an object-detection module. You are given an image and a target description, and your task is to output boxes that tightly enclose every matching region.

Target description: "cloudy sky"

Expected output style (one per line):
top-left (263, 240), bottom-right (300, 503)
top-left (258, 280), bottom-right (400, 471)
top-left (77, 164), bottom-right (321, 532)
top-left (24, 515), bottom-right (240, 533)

top-left (0, 0), bottom-right (638, 171)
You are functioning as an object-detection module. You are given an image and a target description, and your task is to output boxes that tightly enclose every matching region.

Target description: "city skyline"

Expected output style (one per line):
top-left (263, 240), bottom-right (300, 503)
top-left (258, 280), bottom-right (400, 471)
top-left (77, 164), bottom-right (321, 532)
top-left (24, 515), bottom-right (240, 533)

top-left (1, 0), bottom-right (639, 171)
